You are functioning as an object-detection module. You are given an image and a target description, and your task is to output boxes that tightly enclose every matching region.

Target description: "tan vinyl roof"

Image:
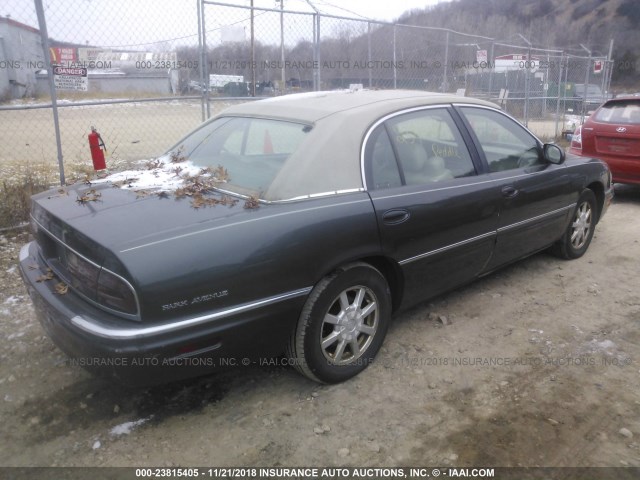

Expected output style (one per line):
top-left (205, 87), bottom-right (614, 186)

top-left (222, 89), bottom-right (496, 124)
top-left (213, 90), bottom-right (498, 200)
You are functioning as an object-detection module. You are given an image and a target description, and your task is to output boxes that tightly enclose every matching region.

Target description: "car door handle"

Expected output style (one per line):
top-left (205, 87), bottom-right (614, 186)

top-left (501, 186), bottom-right (519, 198)
top-left (382, 209), bottom-right (410, 225)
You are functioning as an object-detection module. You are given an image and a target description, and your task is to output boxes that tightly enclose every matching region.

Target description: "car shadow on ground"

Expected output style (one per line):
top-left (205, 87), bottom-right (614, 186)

top-left (9, 362), bottom-right (305, 446)
top-left (613, 184), bottom-right (640, 203)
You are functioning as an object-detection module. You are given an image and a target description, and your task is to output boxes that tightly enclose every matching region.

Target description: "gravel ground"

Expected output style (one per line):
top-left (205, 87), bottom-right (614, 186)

top-left (0, 185), bottom-right (639, 470)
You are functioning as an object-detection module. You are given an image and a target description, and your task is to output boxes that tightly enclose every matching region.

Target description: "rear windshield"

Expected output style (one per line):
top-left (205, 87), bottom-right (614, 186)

top-left (168, 116), bottom-right (310, 197)
top-left (594, 100), bottom-right (640, 124)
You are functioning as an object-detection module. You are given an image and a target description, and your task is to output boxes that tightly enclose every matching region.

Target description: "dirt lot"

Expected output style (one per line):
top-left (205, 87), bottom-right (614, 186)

top-left (0, 185), bottom-right (639, 470)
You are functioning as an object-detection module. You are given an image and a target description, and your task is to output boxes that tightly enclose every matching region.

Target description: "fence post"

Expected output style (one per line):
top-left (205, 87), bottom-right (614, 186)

top-left (197, 0), bottom-right (206, 121)
top-left (311, 15), bottom-right (316, 91)
top-left (34, 0), bottom-right (65, 185)
top-left (517, 35), bottom-right (532, 126)
top-left (393, 25), bottom-right (397, 89)
top-left (367, 22), bottom-right (372, 88)
top-left (250, 0), bottom-right (256, 97)
top-left (604, 38), bottom-right (614, 98)
top-left (316, 14), bottom-right (321, 90)
top-left (442, 31), bottom-right (449, 93)
top-left (580, 44), bottom-right (591, 122)
top-left (279, 0), bottom-right (285, 92)
top-left (554, 54), bottom-right (564, 139)
top-left (487, 42), bottom-right (494, 99)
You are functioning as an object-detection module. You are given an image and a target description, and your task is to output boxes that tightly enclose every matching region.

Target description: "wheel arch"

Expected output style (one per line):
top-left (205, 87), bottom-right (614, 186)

top-left (586, 181), bottom-right (605, 224)
top-left (358, 256), bottom-right (404, 313)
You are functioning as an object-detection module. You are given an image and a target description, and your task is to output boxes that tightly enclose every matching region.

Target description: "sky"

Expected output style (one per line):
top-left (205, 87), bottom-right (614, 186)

top-left (4, 0), bottom-right (450, 50)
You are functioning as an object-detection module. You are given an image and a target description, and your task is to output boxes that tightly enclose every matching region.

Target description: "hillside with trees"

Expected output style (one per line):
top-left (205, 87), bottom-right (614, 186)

top-left (397, 0), bottom-right (638, 86)
top-left (177, 0), bottom-right (639, 93)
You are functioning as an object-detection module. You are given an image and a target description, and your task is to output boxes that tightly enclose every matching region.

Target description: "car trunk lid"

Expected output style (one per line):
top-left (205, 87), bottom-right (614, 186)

top-left (31, 182), bottom-right (252, 263)
top-left (592, 124), bottom-right (640, 159)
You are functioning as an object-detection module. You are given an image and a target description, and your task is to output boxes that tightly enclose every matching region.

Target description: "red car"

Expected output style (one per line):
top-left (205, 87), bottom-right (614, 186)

top-left (570, 97), bottom-right (640, 184)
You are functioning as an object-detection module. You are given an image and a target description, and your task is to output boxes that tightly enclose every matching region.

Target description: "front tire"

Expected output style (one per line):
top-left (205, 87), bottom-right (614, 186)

top-left (552, 189), bottom-right (598, 259)
top-left (287, 262), bottom-right (392, 383)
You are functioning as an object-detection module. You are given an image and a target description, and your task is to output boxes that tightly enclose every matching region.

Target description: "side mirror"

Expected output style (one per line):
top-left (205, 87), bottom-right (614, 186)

top-left (543, 143), bottom-right (565, 164)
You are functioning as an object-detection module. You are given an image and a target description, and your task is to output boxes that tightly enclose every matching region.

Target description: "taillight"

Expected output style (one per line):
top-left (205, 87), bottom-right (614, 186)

top-left (97, 269), bottom-right (138, 316)
top-left (65, 250), bottom-right (100, 301)
top-left (64, 249), bottom-right (138, 317)
top-left (571, 126), bottom-right (582, 151)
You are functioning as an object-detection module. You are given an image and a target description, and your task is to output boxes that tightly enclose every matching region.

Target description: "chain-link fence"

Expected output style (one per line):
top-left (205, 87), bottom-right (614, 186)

top-left (1, 0), bottom-right (614, 186)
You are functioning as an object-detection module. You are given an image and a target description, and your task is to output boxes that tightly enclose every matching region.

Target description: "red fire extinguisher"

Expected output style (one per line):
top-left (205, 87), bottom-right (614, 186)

top-left (88, 126), bottom-right (107, 171)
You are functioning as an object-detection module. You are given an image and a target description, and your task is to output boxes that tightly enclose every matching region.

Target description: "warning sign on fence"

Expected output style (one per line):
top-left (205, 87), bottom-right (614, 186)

top-left (53, 65), bottom-right (88, 91)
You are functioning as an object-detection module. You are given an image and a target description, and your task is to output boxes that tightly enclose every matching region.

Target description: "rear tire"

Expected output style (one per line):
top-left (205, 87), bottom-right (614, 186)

top-left (552, 189), bottom-right (597, 259)
top-left (287, 262), bottom-right (391, 383)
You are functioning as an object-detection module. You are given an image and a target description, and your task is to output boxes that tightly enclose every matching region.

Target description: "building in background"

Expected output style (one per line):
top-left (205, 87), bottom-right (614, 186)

top-left (0, 15), bottom-right (44, 100)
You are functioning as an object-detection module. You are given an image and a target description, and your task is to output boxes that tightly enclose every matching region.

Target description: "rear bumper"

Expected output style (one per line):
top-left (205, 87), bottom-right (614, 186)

top-left (609, 161), bottom-right (640, 185)
top-left (19, 242), bottom-right (306, 385)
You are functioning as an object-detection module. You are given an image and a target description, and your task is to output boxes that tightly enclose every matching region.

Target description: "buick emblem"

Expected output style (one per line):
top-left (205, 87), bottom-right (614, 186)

top-left (616, 127), bottom-right (627, 133)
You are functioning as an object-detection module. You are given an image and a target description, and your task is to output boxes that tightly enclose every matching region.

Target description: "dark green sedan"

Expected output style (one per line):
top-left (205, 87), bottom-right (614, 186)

top-left (19, 90), bottom-right (613, 384)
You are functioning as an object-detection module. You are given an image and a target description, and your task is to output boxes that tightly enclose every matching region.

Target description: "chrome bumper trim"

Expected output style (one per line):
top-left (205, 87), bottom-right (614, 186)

top-left (70, 287), bottom-right (312, 340)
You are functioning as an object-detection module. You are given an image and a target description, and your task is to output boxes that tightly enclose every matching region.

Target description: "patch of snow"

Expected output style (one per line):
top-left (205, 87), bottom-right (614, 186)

top-left (92, 440), bottom-right (101, 450)
top-left (4, 296), bottom-right (20, 305)
top-left (109, 416), bottom-right (153, 436)
top-left (93, 155), bottom-right (207, 192)
top-left (6, 265), bottom-right (17, 274)
top-left (583, 339), bottom-right (616, 353)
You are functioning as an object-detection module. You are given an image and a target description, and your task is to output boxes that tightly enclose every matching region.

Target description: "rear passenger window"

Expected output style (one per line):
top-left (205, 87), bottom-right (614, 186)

top-left (386, 108), bottom-right (476, 185)
top-left (366, 125), bottom-right (402, 190)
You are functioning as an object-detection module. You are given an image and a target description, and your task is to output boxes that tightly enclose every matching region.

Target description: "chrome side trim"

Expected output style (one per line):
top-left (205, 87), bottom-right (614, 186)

top-left (31, 216), bottom-right (142, 320)
top-left (497, 205), bottom-right (574, 233)
top-left (283, 188), bottom-right (365, 202)
top-left (70, 287), bottom-right (313, 339)
top-left (399, 231), bottom-right (496, 265)
top-left (397, 203), bottom-right (574, 266)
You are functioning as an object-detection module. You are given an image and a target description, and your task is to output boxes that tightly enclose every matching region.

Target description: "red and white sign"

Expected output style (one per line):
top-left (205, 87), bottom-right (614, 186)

top-left (476, 50), bottom-right (488, 64)
top-left (53, 64), bottom-right (88, 91)
top-left (594, 60), bottom-right (603, 74)
top-left (49, 47), bottom-right (77, 64)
